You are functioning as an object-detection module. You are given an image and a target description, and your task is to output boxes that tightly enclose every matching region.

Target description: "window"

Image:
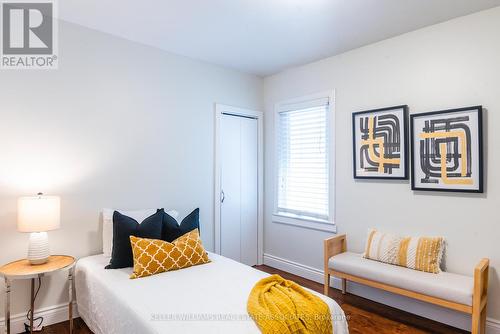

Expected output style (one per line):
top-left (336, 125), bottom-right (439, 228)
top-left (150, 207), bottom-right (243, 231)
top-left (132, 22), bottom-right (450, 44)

top-left (275, 93), bottom-right (334, 227)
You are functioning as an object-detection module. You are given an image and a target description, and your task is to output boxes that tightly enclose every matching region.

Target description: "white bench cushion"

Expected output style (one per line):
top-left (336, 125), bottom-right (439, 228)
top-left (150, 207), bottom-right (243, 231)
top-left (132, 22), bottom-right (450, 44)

top-left (329, 252), bottom-right (473, 306)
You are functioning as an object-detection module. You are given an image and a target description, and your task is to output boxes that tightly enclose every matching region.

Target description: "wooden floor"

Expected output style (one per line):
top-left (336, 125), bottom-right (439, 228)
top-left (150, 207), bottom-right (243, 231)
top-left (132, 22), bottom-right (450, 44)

top-left (40, 265), bottom-right (467, 334)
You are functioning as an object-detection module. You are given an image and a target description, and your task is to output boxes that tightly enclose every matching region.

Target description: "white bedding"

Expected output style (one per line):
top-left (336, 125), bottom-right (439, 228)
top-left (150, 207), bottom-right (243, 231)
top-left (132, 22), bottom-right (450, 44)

top-left (75, 253), bottom-right (349, 334)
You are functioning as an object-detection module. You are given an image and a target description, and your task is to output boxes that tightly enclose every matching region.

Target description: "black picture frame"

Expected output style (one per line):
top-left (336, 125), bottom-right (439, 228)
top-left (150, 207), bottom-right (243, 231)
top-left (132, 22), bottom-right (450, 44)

top-left (352, 105), bottom-right (409, 180)
top-left (410, 106), bottom-right (483, 193)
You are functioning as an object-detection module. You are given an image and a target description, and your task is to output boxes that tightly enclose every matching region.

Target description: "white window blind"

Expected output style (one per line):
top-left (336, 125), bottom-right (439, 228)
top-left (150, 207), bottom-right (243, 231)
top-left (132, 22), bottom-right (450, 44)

top-left (276, 97), bottom-right (330, 222)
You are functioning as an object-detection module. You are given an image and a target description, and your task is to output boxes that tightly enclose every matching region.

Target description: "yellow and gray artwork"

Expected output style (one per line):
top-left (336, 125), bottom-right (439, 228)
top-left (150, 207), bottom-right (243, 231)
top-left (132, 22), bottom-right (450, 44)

top-left (353, 105), bottom-right (408, 179)
top-left (411, 106), bottom-right (483, 193)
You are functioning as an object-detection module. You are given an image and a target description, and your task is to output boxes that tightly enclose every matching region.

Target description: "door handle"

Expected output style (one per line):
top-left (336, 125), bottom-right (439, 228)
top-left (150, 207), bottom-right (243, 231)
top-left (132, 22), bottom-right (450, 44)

top-left (221, 190), bottom-right (225, 203)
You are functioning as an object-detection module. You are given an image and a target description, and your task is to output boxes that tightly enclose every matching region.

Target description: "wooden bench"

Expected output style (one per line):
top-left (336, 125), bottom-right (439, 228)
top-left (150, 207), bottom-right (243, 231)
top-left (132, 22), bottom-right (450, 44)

top-left (324, 234), bottom-right (489, 334)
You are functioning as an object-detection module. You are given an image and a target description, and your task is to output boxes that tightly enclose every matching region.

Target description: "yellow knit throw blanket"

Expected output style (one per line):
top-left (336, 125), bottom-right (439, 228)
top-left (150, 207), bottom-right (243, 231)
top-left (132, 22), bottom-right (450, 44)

top-left (247, 274), bottom-right (333, 334)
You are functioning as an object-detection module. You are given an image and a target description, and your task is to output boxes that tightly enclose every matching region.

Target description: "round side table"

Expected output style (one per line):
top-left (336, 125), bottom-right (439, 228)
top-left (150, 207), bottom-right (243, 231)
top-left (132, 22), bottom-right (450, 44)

top-left (0, 255), bottom-right (76, 334)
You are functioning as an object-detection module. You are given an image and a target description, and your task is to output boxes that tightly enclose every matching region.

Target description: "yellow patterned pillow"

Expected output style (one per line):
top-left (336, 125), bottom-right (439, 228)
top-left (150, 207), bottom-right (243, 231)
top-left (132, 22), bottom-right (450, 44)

top-left (130, 229), bottom-right (210, 279)
top-left (363, 229), bottom-right (445, 274)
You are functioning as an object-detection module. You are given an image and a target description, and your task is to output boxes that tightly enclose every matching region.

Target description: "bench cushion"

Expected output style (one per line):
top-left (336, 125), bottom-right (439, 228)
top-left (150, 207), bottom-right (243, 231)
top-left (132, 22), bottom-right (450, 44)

top-left (329, 252), bottom-right (473, 306)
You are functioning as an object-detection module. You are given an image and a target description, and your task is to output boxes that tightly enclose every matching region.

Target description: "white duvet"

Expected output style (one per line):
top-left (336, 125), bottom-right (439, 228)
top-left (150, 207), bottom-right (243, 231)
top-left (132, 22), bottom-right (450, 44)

top-left (75, 253), bottom-right (349, 334)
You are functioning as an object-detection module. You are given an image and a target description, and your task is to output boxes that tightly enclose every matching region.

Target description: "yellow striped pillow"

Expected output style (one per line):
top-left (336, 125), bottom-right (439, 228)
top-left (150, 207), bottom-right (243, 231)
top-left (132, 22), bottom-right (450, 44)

top-left (363, 229), bottom-right (445, 274)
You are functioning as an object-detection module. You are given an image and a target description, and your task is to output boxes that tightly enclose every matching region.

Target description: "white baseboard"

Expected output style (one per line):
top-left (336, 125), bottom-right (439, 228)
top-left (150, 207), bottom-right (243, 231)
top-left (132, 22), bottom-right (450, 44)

top-left (0, 302), bottom-right (78, 334)
top-left (263, 253), bottom-right (500, 334)
top-left (488, 318), bottom-right (500, 334)
top-left (263, 253), bottom-right (325, 282)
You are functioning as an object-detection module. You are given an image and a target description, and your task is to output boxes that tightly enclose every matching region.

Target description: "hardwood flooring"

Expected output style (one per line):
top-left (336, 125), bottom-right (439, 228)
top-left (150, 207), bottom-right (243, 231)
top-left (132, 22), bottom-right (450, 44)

top-left (33, 318), bottom-right (88, 334)
top-left (39, 265), bottom-right (467, 334)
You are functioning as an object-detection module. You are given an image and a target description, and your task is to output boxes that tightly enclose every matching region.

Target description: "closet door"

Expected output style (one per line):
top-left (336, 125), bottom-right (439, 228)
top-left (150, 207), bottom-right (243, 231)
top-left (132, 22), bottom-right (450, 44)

top-left (239, 117), bottom-right (258, 266)
top-left (220, 114), bottom-right (258, 266)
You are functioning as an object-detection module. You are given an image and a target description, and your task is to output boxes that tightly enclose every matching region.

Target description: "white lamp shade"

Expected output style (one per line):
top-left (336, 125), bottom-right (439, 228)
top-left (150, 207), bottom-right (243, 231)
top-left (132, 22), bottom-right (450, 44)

top-left (17, 195), bottom-right (61, 233)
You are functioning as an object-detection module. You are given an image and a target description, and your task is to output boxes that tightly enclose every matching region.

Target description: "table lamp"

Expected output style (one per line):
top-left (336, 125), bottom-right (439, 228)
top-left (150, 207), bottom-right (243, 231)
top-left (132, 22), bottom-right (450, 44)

top-left (17, 193), bottom-right (61, 265)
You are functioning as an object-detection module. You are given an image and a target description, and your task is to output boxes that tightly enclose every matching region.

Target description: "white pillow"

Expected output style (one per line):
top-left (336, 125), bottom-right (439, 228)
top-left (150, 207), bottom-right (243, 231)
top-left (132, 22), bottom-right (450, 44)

top-left (102, 208), bottom-right (179, 257)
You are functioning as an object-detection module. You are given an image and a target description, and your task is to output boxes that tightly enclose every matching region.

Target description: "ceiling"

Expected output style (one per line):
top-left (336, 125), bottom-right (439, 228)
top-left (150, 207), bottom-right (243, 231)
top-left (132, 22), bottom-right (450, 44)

top-left (59, 0), bottom-right (500, 76)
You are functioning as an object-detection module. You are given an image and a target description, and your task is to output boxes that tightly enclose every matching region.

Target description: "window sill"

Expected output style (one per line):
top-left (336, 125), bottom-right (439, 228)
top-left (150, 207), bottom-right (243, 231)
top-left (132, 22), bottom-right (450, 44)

top-left (272, 213), bottom-right (337, 233)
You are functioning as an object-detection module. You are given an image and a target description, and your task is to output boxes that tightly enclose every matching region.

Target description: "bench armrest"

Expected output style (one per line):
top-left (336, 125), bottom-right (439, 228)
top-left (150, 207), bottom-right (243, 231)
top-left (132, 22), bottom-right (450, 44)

top-left (324, 234), bottom-right (346, 272)
top-left (473, 258), bottom-right (489, 308)
top-left (474, 258), bottom-right (489, 274)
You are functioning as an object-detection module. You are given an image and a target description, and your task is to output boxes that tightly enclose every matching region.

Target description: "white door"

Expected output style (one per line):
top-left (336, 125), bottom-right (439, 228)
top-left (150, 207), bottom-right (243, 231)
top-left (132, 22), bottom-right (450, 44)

top-left (220, 113), bottom-right (258, 266)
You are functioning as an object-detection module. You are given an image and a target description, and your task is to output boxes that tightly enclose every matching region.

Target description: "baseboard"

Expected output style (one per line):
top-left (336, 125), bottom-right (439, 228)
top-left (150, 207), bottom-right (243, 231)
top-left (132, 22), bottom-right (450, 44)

top-left (263, 253), bottom-right (500, 334)
top-left (0, 302), bottom-right (78, 334)
top-left (263, 253), bottom-right (325, 282)
top-left (487, 318), bottom-right (500, 334)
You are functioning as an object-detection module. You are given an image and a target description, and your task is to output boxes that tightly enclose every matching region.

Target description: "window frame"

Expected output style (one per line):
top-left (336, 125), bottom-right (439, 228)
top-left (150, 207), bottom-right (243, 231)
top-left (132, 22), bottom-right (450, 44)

top-left (273, 91), bottom-right (336, 233)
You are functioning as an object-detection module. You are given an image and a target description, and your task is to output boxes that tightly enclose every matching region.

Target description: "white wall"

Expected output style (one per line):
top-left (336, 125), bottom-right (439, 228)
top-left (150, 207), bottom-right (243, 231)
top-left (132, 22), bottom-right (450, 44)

top-left (263, 7), bottom-right (500, 331)
top-left (0, 20), bottom-right (262, 324)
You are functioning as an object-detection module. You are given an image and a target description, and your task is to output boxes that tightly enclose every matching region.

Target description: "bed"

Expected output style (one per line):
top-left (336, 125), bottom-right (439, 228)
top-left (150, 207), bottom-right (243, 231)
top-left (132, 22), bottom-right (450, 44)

top-left (75, 252), bottom-right (349, 334)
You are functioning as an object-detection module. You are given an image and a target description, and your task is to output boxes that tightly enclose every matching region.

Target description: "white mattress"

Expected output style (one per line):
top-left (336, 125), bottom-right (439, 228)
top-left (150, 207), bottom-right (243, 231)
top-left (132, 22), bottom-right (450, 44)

top-left (76, 253), bottom-right (349, 334)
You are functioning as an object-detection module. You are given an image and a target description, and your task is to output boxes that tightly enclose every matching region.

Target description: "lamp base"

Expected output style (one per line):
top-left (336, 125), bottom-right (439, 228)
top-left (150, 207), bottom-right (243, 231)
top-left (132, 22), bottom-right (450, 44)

top-left (28, 232), bottom-right (50, 265)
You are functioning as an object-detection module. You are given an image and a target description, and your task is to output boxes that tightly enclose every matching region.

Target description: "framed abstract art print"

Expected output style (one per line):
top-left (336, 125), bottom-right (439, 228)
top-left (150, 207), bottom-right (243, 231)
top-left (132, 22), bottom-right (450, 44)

top-left (410, 106), bottom-right (483, 193)
top-left (352, 105), bottom-right (408, 179)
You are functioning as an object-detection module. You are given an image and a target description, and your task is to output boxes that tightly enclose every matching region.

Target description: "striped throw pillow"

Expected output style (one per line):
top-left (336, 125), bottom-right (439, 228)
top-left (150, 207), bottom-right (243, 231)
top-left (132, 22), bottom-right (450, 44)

top-left (363, 229), bottom-right (445, 274)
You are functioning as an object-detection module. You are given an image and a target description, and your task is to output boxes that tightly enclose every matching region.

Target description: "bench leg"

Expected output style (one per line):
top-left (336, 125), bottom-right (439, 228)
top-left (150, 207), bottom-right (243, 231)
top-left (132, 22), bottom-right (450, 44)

top-left (341, 278), bottom-right (346, 295)
top-left (324, 272), bottom-right (330, 296)
top-left (472, 295), bottom-right (487, 333)
top-left (472, 305), bottom-right (487, 334)
top-left (472, 308), bottom-right (479, 334)
top-left (480, 306), bottom-right (487, 334)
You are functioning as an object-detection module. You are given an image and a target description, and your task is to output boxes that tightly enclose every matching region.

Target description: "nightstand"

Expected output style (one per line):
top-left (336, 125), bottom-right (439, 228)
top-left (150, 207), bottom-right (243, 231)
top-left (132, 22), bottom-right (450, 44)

top-left (0, 255), bottom-right (76, 334)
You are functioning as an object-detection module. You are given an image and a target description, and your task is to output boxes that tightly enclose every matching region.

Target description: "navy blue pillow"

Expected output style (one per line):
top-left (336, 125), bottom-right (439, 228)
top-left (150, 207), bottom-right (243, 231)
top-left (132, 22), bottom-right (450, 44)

top-left (162, 208), bottom-right (200, 242)
top-left (105, 209), bottom-right (163, 269)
